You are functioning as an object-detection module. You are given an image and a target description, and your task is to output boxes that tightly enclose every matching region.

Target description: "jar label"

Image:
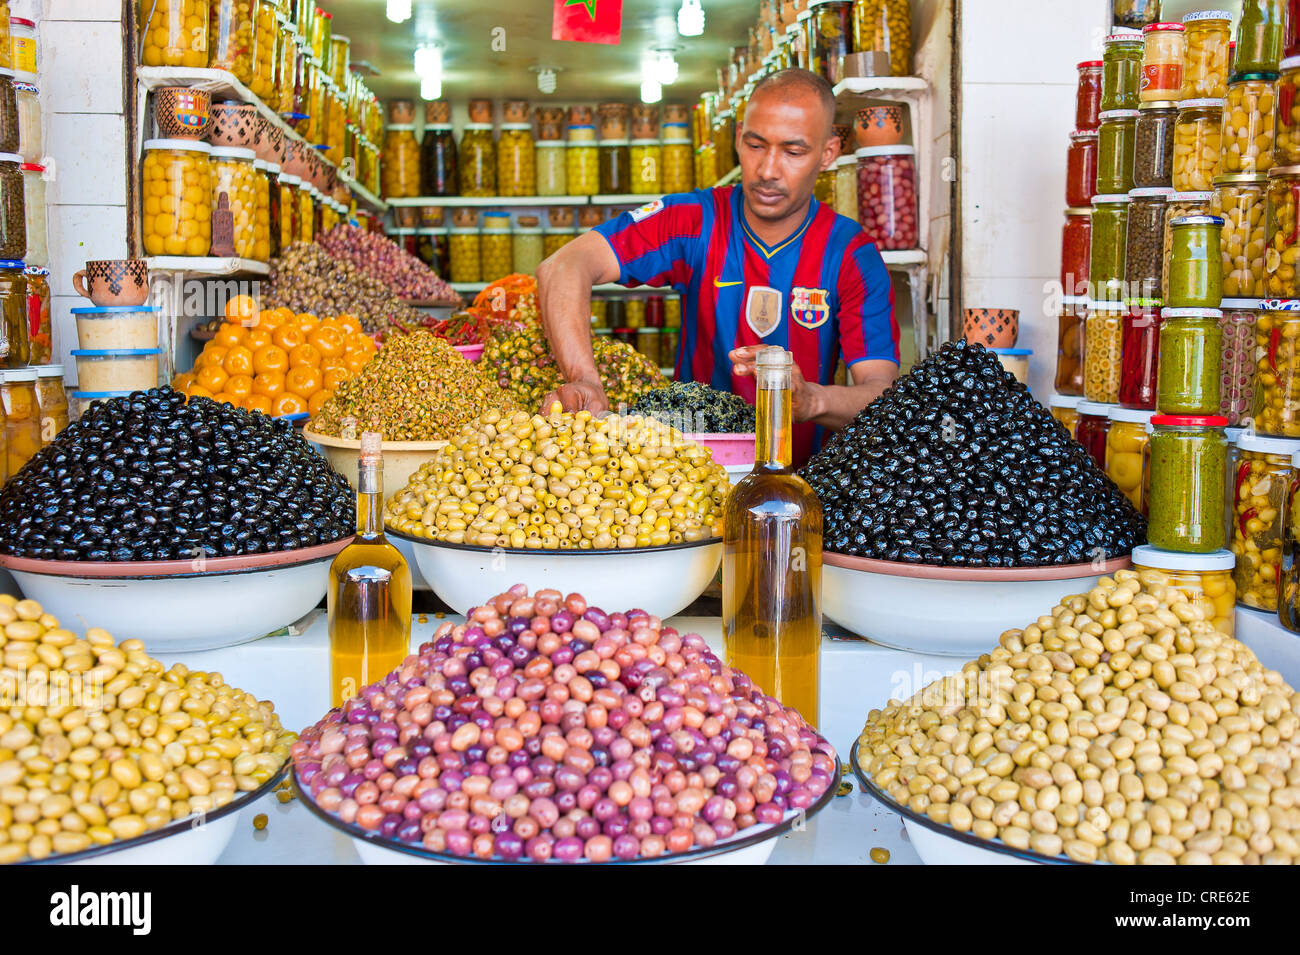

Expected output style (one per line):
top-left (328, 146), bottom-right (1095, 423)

top-left (1141, 63), bottom-right (1183, 92)
top-left (12, 38), bottom-right (35, 74)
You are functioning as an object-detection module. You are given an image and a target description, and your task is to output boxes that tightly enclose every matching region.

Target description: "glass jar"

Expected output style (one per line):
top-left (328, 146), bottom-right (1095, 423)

top-left (1089, 193), bottom-right (1130, 302)
top-left (662, 125), bottom-right (693, 193)
top-left (208, 0), bottom-right (255, 85)
top-left (1171, 98), bottom-right (1225, 192)
top-left (630, 140), bottom-right (662, 195)
top-left (1084, 301), bottom-right (1124, 403)
top-left (24, 265), bottom-right (48, 364)
top-left (275, 15), bottom-right (296, 115)
top-left (381, 124), bottom-right (419, 199)
top-left (1221, 75), bottom-right (1276, 175)
top-left (1140, 22), bottom-right (1185, 102)
top-left (1114, 1), bottom-right (1159, 29)
top-left (1049, 393), bottom-right (1082, 438)
top-left (567, 140), bottom-right (599, 197)
top-left (1061, 208), bottom-right (1091, 298)
top-left (1211, 174), bottom-right (1268, 298)
top-left (1181, 11), bottom-right (1232, 100)
top-left (249, 0), bottom-right (277, 101)
top-left (512, 225), bottom-right (544, 276)
top-left (1230, 435), bottom-right (1298, 610)
top-left (1218, 300), bottom-right (1260, 424)
top-left (481, 227), bottom-right (512, 284)
top-left (1120, 304), bottom-right (1161, 409)
top-left (534, 141), bottom-right (566, 197)
top-left (1125, 187), bottom-right (1172, 304)
top-left (806, 0), bottom-right (853, 85)
top-left (1106, 406), bottom-right (1153, 513)
top-left (1, 367), bottom-right (37, 474)
top-left (851, 0), bottom-right (911, 78)
top-left (415, 123), bottom-right (455, 197)
top-left (1147, 414), bottom-right (1229, 552)
top-left (1236, 0), bottom-right (1285, 74)
top-left (329, 34), bottom-right (349, 88)
top-left (35, 365), bottom-right (67, 447)
top-left (543, 227), bottom-right (575, 259)
top-left (415, 227), bottom-right (449, 277)
top-left (1158, 308), bottom-right (1223, 414)
top-left (0, 70), bottom-right (15, 156)
top-left (20, 162), bottom-right (44, 268)
top-left (277, 171), bottom-right (299, 250)
top-left (814, 168), bottom-right (834, 204)
top-left (1275, 58), bottom-right (1300, 165)
top-left (1065, 130), bottom-right (1098, 207)
top-left (1075, 400), bottom-right (1113, 468)
top-left (140, 0), bottom-right (210, 68)
top-left (1076, 60), bottom-right (1103, 131)
top-left (498, 123), bottom-right (536, 198)
top-left (0, 2), bottom-right (10, 71)
top-left (142, 139), bottom-right (211, 257)
top-left (855, 145), bottom-right (918, 250)
top-left (1166, 214), bottom-right (1224, 308)
top-left (449, 228), bottom-right (481, 284)
top-left (1054, 297), bottom-right (1087, 396)
top-left (250, 158), bottom-right (271, 259)
top-left (458, 124), bottom-right (496, 197)
top-left (834, 155), bottom-right (858, 220)
top-left (598, 140), bottom-right (631, 195)
top-left (13, 78), bottom-right (38, 163)
top-left (1160, 190), bottom-right (1213, 300)
top-left (1252, 307), bottom-right (1300, 436)
top-left (1265, 164), bottom-right (1300, 296)
top-left (296, 179), bottom-right (312, 243)
top-left (1132, 545), bottom-right (1237, 635)
top-left (1101, 31), bottom-right (1144, 112)
top-left (1134, 101), bottom-right (1176, 188)
top-left (210, 145), bottom-right (257, 259)
top-left (1096, 109), bottom-right (1137, 194)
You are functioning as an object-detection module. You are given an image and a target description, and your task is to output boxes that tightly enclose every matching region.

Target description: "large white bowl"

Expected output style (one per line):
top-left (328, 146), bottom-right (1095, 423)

top-left (303, 425), bottom-right (448, 493)
top-left (822, 552), bottom-right (1133, 656)
top-left (390, 531), bottom-right (722, 618)
top-left (0, 541), bottom-right (348, 653)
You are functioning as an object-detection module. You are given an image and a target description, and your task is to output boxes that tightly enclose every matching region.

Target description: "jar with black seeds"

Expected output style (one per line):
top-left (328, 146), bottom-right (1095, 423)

top-left (1125, 187), bottom-right (1173, 303)
top-left (1133, 101), bottom-right (1177, 188)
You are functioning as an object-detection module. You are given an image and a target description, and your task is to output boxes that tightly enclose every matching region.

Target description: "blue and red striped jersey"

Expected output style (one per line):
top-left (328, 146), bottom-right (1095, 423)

top-left (594, 185), bottom-right (898, 464)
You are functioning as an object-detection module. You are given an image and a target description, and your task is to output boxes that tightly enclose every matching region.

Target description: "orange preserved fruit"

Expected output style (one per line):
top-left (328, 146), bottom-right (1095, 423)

top-left (244, 393), bottom-right (273, 415)
top-left (307, 389), bottom-right (333, 415)
top-left (222, 345), bottom-right (255, 377)
top-left (224, 374), bottom-right (254, 399)
top-left (195, 365), bottom-right (230, 393)
top-left (172, 372), bottom-right (196, 391)
top-left (212, 392), bottom-right (243, 408)
top-left (296, 313), bottom-right (320, 333)
top-left (272, 325), bottom-right (304, 351)
top-left (288, 343), bottom-right (322, 368)
top-left (243, 328), bottom-right (272, 351)
top-left (285, 365), bottom-right (321, 398)
top-left (256, 308), bottom-right (282, 329)
top-left (335, 314), bottom-right (362, 335)
top-left (213, 325), bottom-right (245, 349)
top-left (224, 294), bottom-right (259, 325)
top-left (343, 351), bottom-right (371, 374)
top-left (186, 384), bottom-right (214, 399)
top-left (252, 370), bottom-right (285, 397)
top-left (273, 392), bottom-right (307, 415)
top-left (307, 327), bottom-right (344, 359)
top-left (253, 344), bottom-right (289, 375)
top-left (321, 365), bottom-right (349, 390)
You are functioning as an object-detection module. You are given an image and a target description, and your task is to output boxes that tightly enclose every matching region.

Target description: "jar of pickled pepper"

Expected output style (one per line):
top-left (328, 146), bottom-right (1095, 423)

top-left (1075, 400), bottom-right (1113, 469)
top-left (24, 265), bottom-right (48, 365)
top-left (1230, 433), bottom-right (1300, 610)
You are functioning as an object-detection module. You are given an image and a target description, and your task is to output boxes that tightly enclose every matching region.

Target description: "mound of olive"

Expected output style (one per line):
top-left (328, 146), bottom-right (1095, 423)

top-left (801, 341), bottom-right (1146, 567)
top-left (629, 382), bottom-right (756, 435)
top-left (0, 388), bottom-right (355, 561)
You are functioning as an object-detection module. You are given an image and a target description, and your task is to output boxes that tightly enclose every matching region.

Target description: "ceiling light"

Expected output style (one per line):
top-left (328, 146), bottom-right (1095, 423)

top-left (677, 0), bottom-right (703, 37)
top-left (656, 50), bottom-right (678, 85)
top-left (537, 68), bottom-right (557, 94)
top-left (413, 44), bottom-right (441, 77)
top-left (420, 73), bottom-right (441, 100)
top-left (640, 78), bottom-right (662, 104)
top-left (386, 0), bottom-right (411, 24)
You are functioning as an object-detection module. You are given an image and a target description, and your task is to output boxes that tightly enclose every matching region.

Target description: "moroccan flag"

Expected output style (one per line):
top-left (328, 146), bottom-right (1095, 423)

top-left (552, 0), bottom-right (623, 45)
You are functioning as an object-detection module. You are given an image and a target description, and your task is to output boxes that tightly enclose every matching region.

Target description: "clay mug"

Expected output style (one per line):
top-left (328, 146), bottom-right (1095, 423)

top-left (963, 308), bottom-right (1020, 349)
top-left (154, 87), bottom-right (211, 140)
top-left (855, 105), bottom-right (905, 148)
top-left (209, 101), bottom-right (259, 147)
top-left (73, 259), bottom-right (150, 307)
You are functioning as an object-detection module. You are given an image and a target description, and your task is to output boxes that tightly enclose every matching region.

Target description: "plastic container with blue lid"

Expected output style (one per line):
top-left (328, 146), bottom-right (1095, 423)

top-left (69, 305), bottom-right (160, 313)
top-left (72, 306), bottom-right (159, 350)
top-left (70, 390), bottom-right (135, 418)
top-left (71, 349), bottom-right (159, 394)
top-left (990, 347), bottom-right (1033, 383)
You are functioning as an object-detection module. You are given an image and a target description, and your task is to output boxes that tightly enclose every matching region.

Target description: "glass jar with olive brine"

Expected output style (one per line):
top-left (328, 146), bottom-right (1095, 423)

top-left (1165, 214), bottom-right (1224, 308)
top-left (1157, 307), bottom-right (1223, 415)
top-left (1102, 31), bottom-right (1144, 112)
top-left (1147, 413), bottom-right (1229, 553)
top-left (1096, 109), bottom-right (1138, 194)
top-left (1090, 193), bottom-right (1130, 302)
top-left (1235, 0), bottom-right (1285, 74)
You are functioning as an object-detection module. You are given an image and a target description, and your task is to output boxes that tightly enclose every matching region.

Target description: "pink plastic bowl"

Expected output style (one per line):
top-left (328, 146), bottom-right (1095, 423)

top-left (456, 343), bottom-right (485, 362)
top-left (686, 432), bottom-right (756, 466)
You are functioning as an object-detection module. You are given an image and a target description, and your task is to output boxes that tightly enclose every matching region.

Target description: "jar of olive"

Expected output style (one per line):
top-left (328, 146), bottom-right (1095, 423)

top-left (1165, 215), bottom-right (1224, 308)
top-left (1279, 444), bottom-right (1300, 631)
top-left (1231, 434), bottom-right (1300, 611)
top-left (1265, 164), bottom-right (1300, 296)
top-left (1212, 174), bottom-right (1269, 298)
top-left (1278, 57), bottom-right (1300, 165)
top-left (1157, 307), bottom-right (1223, 415)
top-left (1251, 306), bottom-right (1300, 437)
top-left (458, 124), bottom-right (497, 197)
top-left (1106, 405), bottom-right (1153, 514)
top-left (498, 123), bottom-right (536, 197)
top-left (1171, 99), bottom-right (1225, 193)
top-left (1221, 74), bottom-right (1277, 175)
top-left (381, 124), bottom-right (420, 199)
top-left (449, 227), bottom-right (481, 284)
top-left (1089, 193), bottom-right (1130, 302)
top-left (1132, 544), bottom-right (1237, 636)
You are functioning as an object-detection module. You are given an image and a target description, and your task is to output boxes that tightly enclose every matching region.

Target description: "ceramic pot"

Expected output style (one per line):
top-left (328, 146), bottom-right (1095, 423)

top-left (419, 205), bottom-right (444, 227)
top-left (154, 87), bottom-right (211, 140)
top-left (663, 104), bottom-right (691, 124)
top-left (503, 100), bottom-right (531, 124)
top-left (963, 308), bottom-right (1020, 349)
top-left (73, 260), bottom-right (149, 307)
top-left (387, 99), bottom-right (416, 124)
top-left (578, 206), bottom-right (604, 228)
top-left (548, 207), bottom-right (574, 228)
top-left (855, 105), bottom-right (905, 148)
top-left (424, 100), bottom-right (451, 124)
top-left (282, 138), bottom-right (311, 179)
top-left (567, 105), bottom-right (594, 125)
top-left (450, 207), bottom-right (478, 228)
top-left (254, 116), bottom-right (286, 165)
top-left (833, 123), bottom-right (853, 155)
top-left (393, 207), bottom-right (419, 228)
top-left (597, 103), bottom-right (630, 139)
top-left (209, 101), bottom-right (259, 148)
top-left (467, 99), bottom-right (494, 124)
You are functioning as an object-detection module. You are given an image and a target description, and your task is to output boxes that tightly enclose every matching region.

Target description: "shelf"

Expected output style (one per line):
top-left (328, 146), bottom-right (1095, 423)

top-left (388, 195), bottom-right (588, 208)
top-left (881, 249), bottom-right (926, 268)
top-left (590, 194), bottom-right (656, 206)
top-left (449, 282), bottom-right (659, 294)
top-left (833, 76), bottom-right (928, 99)
top-left (136, 66), bottom-right (388, 215)
top-left (146, 256), bottom-right (270, 277)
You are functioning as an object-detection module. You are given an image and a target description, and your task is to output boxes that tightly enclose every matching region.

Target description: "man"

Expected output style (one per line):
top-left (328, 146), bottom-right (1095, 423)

top-left (537, 68), bottom-right (900, 466)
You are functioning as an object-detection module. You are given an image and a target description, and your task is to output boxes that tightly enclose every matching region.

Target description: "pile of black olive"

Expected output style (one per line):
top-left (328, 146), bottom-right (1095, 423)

top-left (0, 389), bottom-right (356, 562)
top-left (627, 382), bottom-right (756, 434)
top-left (800, 341), bottom-right (1146, 567)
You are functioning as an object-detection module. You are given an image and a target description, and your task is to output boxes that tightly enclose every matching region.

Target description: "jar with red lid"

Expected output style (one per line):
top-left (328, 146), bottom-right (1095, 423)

top-left (1065, 130), bottom-right (1098, 207)
top-left (1061, 208), bottom-right (1091, 298)
top-left (1076, 60), bottom-right (1103, 131)
top-left (1120, 304), bottom-right (1161, 409)
top-left (854, 145), bottom-right (917, 250)
top-left (1140, 22), bottom-right (1185, 102)
top-left (1054, 297), bottom-right (1086, 396)
top-left (1075, 400), bottom-right (1113, 468)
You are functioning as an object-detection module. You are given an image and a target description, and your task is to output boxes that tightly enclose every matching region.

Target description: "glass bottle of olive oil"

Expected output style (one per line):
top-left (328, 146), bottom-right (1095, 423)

top-left (722, 347), bottom-right (824, 725)
top-left (328, 431), bottom-right (412, 707)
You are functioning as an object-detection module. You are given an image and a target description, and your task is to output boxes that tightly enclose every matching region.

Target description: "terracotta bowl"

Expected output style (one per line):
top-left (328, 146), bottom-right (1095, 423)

top-left (963, 307), bottom-right (1019, 348)
top-left (209, 101), bottom-right (260, 148)
top-left (255, 117), bottom-right (286, 165)
top-left (282, 138), bottom-right (311, 179)
top-left (154, 86), bottom-right (211, 140)
top-left (387, 98), bottom-right (416, 125)
top-left (855, 105), bottom-right (905, 148)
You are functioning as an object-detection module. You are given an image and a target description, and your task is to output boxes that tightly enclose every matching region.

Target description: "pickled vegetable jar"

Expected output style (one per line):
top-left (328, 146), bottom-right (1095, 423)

top-left (598, 140), bottom-right (631, 195)
top-left (834, 155), bottom-right (858, 221)
top-left (1161, 190), bottom-right (1213, 300)
top-left (1219, 301), bottom-right (1260, 424)
top-left (381, 124), bottom-right (419, 199)
top-left (535, 140), bottom-right (566, 197)
top-left (1101, 31), bottom-right (1144, 112)
top-left (208, 0), bottom-right (254, 85)
top-left (1120, 305), bottom-right (1161, 409)
top-left (855, 145), bottom-right (918, 250)
top-left (498, 124), bottom-right (536, 198)
top-left (662, 138), bottom-right (694, 194)
top-left (543, 227), bottom-right (575, 259)
top-left (1265, 164), bottom-right (1300, 296)
top-left (141, 139), bottom-right (211, 257)
top-left (1096, 109), bottom-right (1138, 194)
top-left (1252, 307), bottom-right (1300, 436)
top-left (1089, 194), bottom-right (1130, 302)
top-left (512, 225), bottom-right (544, 276)
top-left (14, 78), bottom-right (40, 164)
top-left (1221, 75), bottom-right (1276, 174)
top-left (481, 227), bottom-right (513, 284)
top-left (814, 168), bottom-right (834, 205)
top-left (458, 124), bottom-right (496, 197)
top-left (35, 364), bottom-right (67, 446)
top-left (210, 146), bottom-right (257, 260)
top-left (1106, 406), bottom-right (1153, 513)
top-left (1125, 187), bottom-right (1172, 304)
top-left (1054, 297), bottom-right (1086, 396)
top-left (20, 162), bottom-right (45, 268)
top-left (1114, 1), bottom-right (1159, 30)
top-left (1230, 435), bottom-right (1299, 610)
top-left (1075, 60), bottom-right (1103, 132)
top-left (1132, 545), bottom-right (1237, 635)
top-left (296, 180), bottom-right (312, 243)
top-left (1235, 0), bottom-right (1285, 74)
top-left (1075, 400), bottom-right (1113, 468)
top-left (630, 140), bottom-right (662, 195)
top-left (1061, 208), bottom-right (1091, 298)
top-left (1065, 130), bottom-right (1098, 207)
top-left (1181, 11), bottom-right (1232, 100)
top-left (0, 2), bottom-right (10, 71)
top-left (1289, 0), bottom-right (1300, 58)
top-left (1140, 22), bottom-right (1185, 102)
top-left (24, 266), bottom-right (49, 364)
top-left (420, 123), bottom-right (457, 197)
top-left (1049, 393), bottom-right (1082, 438)
top-left (567, 141), bottom-right (599, 196)
top-left (140, 0), bottom-right (209, 68)
top-left (806, 0), bottom-right (853, 85)
top-left (1, 367), bottom-right (38, 474)
top-left (1166, 214), bottom-right (1224, 308)
top-left (250, 157), bottom-right (270, 261)
top-left (249, 0), bottom-right (277, 102)
top-left (0, 258), bottom-right (23, 367)
top-left (449, 228), bottom-right (481, 284)
top-left (1212, 174), bottom-right (1268, 297)
top-left (277, 171), bottom-right (300, 251)
top-left (1158, 308), bottom-right (1223, 415)
top-left (1171, 99), bottom-right (1224, 192)
top-left (851, 0), bottom-right (910, 77)
top-left (1084, 300), bottom-right (1124, 403)
top-left (1147, 414), bottom-right (1229, 552)
top-left (1280, 60), bottom-right (1300, 166)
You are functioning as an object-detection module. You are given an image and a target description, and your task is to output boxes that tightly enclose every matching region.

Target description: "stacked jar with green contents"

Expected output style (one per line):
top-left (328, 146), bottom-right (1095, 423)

top-left (1097, 109), bottom-right (1138, 193)
top-left (1147, 414), bottom-right (1230, 553)
top-left (1090, 193), bottom-right (1130, 302)
top-left (1106, 405), bottom-right (1154, 514)
top-left (1101, 30), bottom-right (1144, 112)
top-left (1160, 191), bottom-right (1214, 300)
top-left (1234, 0), bottom-right (1285, 75)
top-left (1230, 433), bottom-right (1300, 611)
top-left (1158, 306), bottom-right (1223, 415)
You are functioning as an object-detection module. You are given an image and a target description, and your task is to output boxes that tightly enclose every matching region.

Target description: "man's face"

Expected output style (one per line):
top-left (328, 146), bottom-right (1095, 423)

top-left (736, 87), bottom-right (838, 224)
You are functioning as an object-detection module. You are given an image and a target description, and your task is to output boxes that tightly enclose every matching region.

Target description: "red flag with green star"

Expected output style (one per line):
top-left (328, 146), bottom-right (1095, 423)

top-left (552, 0), bottom-right (622, 44)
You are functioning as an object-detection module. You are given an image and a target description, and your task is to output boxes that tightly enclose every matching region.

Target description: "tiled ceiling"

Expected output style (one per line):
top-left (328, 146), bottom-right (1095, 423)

top-left (328, 0), bottom-right (756, 104)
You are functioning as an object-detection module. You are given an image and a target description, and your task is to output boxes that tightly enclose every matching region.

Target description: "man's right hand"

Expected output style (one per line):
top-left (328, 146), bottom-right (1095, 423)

top-left (540, 375), bottom-right (610, 416)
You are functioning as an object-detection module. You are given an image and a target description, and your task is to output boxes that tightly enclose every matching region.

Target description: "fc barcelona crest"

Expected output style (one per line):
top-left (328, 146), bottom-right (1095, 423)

top-left (791, 286), bottom-right (830, 329)
top-left (745, 286), bottom-right (782, 338)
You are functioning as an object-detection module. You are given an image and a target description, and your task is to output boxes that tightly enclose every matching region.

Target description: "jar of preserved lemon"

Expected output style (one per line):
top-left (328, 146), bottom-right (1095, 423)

top-left (249, 0), bottom-right (278, 101)
top-left (141, 0), bottom-right (210, 68)
top-left (630, 139), bottom-right (662, 195)
top-left (1132, 544), bottom-right (1237, 635)
top-left (297, 178), bottom-right (313, 243)
top-left (277, 171), bottom-right (300, 250)
top-left (661, 123), bottom-right (693, 194)
top-left (381, 123), bottom-right (419, 199)
top-left (250, 157), bottom-right (271, 261)
top-left (210, 146), bottom-right (257, 259)
top-left (449, 227), bottom-right (481, 284)
top-left (458, 124), bottom-right (496, 197)
top-left (481, 213), bottom-right (513, 283)
top-left (1, 367), bottom-right (39, 474)
top-left (275, 13), bottom-right (296, 114)
top-left (142, 138), bottom-right (212, 257)
top-left (567, 139), bottom-right (599, 196)
top-left (498, 123), bottom-right (536, 197)
top-left (1106, 405), bottom-right (1153, 514)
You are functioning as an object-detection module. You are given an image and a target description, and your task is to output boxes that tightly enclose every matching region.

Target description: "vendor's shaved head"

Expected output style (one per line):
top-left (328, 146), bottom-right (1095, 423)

top-left (748, 68), bottom-right (836, 139)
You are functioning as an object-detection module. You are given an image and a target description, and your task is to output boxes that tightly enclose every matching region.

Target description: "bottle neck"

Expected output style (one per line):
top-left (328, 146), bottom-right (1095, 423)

top-left (356, 463), bottom-right (384, 539)
top-left (755, 366), bottom-right (793, 471)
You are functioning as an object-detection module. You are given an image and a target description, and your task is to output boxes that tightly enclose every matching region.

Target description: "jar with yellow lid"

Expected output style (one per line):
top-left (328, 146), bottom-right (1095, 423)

top-left (1180, 10), bottom-right (1232, 100)
top-left (250, 157), bottom-right (271, 261)
top-left (1221, 74), bottom-right (1276, 174)
top-left (140, 0), bottom-right (209, 68)
top-left (297, 179), bottom-right (313, 243)
top-left (1230, 434), bottom-right (1300, 611)
top-left (210, 146), bottom-right (257, 259)
top-left (1131, 544), bottom-right (1236, 636)
top-left (535, 140), bottom-right (567, 197)
top-left (35, 364), bottom-right (67, 448)
top-left (381, 123), bottom-right (419, 199)
top-left (629, 139), bottom-right (662, 195)
top-left (277, 171), bottom-right (300, 250)
top-left (458, 124), bottom-right (496, 197)
top-left (1105, 406), bottom-right (1153, 514)
top-left (142, 138), bottom-right (212, 257)
top-left (449, 227), bottom-right (481, 284)
top-left (1, 366), bottom-right (38, 475)
top-left (498, 123), bottom-right (536, 197)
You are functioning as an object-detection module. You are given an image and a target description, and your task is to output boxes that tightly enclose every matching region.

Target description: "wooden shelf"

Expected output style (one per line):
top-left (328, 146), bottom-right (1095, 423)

top-left (881, 249), bottom-right (926, 268)
top-left (388, 195), bottom-right (588, 208)
top-left (449, 282), bottom-right (659, 294)
top-left (146, 256), bottom-right (270, 277)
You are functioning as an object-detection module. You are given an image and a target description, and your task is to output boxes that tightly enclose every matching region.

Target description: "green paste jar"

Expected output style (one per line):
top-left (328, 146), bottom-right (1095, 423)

top-left (1166, 214), bottom-right (1224, 308)
top-left (1148, 414), bottom-right (1229, 552)
top-left (1235, 0), bottom-right (1285, 74)
top-left (1097, 109), bottom-right (1138, 194)
top-left (1102, 31), bottom-right (1144, 111)
top-left (1157, 307), bottom-right (1224, 415)
top-left (1090, 193), bottom-right (1131, 302)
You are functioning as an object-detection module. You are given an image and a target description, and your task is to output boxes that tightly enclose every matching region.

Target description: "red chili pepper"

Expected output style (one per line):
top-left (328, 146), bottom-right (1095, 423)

top-left (1269, 326), bottom-right (1283, 377)
top-left (1235, 460), bottom-right (1252, 502)
top-left (1239, 506), bottom-right (1259, 537)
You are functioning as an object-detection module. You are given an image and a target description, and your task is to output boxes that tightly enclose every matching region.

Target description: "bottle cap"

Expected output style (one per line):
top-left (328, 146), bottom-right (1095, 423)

top-left (360, 430), bottom-right (382, 464)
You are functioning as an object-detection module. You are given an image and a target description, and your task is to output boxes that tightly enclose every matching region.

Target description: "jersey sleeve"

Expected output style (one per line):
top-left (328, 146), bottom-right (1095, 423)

top-left (836, 234), bottom-right (900, 366)
top-left (592, 193), bottom-right (704, 290)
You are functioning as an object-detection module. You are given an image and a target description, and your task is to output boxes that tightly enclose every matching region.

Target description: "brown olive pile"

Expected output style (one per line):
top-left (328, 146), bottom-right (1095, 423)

top-left (263, 243), bottom-right (422, 335)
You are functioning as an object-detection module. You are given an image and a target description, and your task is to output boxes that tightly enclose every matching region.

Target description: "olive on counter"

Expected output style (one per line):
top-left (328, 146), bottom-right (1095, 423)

top-left (629, 381), bottom-right (756, 434)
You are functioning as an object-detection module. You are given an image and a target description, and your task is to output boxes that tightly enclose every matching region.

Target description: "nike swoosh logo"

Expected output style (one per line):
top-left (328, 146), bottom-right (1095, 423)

top-left (713, 279), bottom-right (743, 287)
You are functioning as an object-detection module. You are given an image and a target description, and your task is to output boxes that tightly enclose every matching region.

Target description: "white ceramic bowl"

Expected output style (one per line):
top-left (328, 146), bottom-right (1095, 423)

top-left (24, 770), bottom-right (285, 866)
top-left (390, 531), bottom-right (722, 618)
top-left (822, 552), bottom-right (1133, 656)
top-left (303, 425), bottom-right (448, 493)
top-left (0, 541), bottom-right (348, 653)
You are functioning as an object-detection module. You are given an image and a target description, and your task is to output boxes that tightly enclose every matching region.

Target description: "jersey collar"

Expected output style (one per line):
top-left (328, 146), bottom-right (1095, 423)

top-left (734, 186), bottom-right (819, 260)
